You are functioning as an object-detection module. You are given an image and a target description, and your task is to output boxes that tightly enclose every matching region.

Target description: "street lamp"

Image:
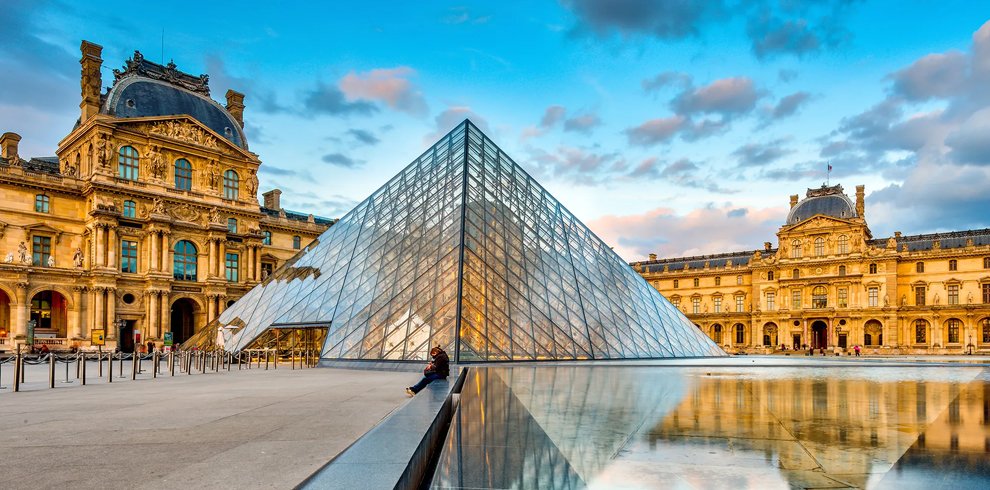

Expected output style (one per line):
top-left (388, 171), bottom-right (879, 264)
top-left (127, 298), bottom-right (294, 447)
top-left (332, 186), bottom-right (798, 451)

top-left (968, 334), bottom-right (974, 355)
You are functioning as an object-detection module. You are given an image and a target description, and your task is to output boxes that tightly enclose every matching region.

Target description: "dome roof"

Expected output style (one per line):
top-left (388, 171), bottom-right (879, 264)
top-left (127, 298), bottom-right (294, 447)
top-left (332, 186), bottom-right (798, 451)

top-left (786, 185), bottom-right (857, 225)
top-left (102, 52), bottom-right (247, 149)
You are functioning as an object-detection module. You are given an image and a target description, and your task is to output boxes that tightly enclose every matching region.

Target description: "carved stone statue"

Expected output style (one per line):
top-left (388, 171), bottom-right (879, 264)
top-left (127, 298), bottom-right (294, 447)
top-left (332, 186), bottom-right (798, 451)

top-left (934, 293), bottom-right (940, 305)
top-left (4, 253), bottom-right (12, 263)
top-left (886, 237), bottom-right (896, 249)
top-left (207, 159), bottom-right (220, 190)
top-left (209, 207), bottom-right (221, 223)
top-left (148, 145), bottom-right (167, 179)
top-left (96, 134), bottom-right (113, 169)
top-left (152, 197), bottom-right (167, 215)
top-left (73, 247), bottom-right (84, 268)
top-left (968, 292), bottom-right (974, 304)
top-left (246, 169), bottom-right (259, 197)
top-left (17, 241), bottom-right (29, 264)
top-left (883, 294), bottom-right (889, 307)
top-left (900, 294), bottom-right (907, 306)
top-left (47, 255), bottom-right (55, 267)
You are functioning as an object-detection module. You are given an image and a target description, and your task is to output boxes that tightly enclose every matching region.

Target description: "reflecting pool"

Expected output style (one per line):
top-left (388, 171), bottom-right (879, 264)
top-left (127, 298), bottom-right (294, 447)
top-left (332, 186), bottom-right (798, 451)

top-left (431, 361), bottom-right (990, 489)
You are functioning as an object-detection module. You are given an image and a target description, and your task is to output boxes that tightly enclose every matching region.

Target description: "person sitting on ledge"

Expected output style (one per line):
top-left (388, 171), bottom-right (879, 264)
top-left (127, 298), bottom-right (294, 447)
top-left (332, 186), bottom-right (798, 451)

top-left (406, 346), bottom-right (449, 396)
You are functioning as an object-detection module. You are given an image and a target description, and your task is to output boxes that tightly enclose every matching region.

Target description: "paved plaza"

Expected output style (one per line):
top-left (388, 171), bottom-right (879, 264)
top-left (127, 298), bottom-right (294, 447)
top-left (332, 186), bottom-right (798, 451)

top-left (0, 361), bottom-right (417, 489)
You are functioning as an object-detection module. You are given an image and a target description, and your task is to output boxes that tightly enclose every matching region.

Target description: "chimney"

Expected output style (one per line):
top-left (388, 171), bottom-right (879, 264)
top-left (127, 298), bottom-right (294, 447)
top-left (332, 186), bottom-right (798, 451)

top-left (764, 242), bottom-right (772, 251)
top-left (894, 231), bottom-right (902, 238)
top-left (1, 132), bottom-right (21, 163)
top-left (79, 40), bottom-right (103, 122)
top-left (855, 184), bottom-right (865, 217)
top-left (789, 194), bottom-right (799, 209)
top-left (648, 253), bottom-right (657, 261)
top-left (263, 188), bottom-right (282, 210)
top-left (225, 89), bottom-right (245, 128)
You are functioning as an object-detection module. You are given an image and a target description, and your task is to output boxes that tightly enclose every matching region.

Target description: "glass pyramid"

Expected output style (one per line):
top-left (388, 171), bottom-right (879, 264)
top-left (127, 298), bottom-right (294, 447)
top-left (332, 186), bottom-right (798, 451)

top-left (219, 121), bottom-right (724, 361)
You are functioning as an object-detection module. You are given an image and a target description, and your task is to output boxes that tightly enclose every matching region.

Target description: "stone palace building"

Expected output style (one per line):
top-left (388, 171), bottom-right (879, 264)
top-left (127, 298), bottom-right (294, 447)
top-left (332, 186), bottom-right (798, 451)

top-left (0, 41), bottom-right (333, 352)
top-left (632, 184), bottom-right (990, 355)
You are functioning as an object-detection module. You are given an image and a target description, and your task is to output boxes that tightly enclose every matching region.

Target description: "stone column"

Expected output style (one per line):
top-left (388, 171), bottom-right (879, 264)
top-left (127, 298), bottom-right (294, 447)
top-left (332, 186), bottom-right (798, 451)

top-left (105, 288), bottom-right (116, 334)
top-left (71, 286), bottom-right (85, 338)
top-left (94, 224), bottom-right (105, 268)
top-left (161, 232), bottom-right (171, 275)
top-left (207, 238), bottom-right (216, 279)
top-left (218, 295), bottom-right (227, 314)
top-left (107, 226), bottom-right (117, 269)
top-left (206, 294), bottom-right (216, 321)
top-left (93, 287), bottom-right (105, 332)
top-left (217, 241), bottom-right (226, 278)
top-left (245, 246), bottom-right (254, 281)
top-left (147, 291), bottom-right (158, 342)
top-left (159, 292), bottom-right (169, 339)
top-left (150, 230), bottom-right (159, 271)
top-left (13, 282), bottom-right (29, 338)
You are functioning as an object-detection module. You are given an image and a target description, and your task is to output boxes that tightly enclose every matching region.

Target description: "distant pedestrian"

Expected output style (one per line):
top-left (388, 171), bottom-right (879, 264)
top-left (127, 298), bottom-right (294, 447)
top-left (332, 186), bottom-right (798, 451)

top-left (146, 340), bottom-right (154, 354)
top-left (406, 347), bottom-right (449, 396)
top-left (854, 345), bottom-right (861, 357)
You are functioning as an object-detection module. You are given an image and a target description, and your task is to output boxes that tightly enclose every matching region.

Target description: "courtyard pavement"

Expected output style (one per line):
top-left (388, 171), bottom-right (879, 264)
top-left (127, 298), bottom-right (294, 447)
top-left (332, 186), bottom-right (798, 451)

top-left (0, 362), bottom-right (418, 489)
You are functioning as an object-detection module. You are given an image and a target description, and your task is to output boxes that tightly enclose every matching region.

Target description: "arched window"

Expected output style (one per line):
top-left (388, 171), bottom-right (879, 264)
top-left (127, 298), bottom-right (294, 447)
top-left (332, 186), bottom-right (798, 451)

top-left (768, 271), bottom-right (774, 281)
top-left (916, 262), bottom-right (925, 273)
top-left (292, 235), bottom-right (301, 249)
top-left (814, 237), bottom-right (825, 256)
top-left (949, 259), bottom-right (957, 271)
top-left (734, 323), bottom-right (745, 344)
top-left (812, 286), bottom-right (827, 308)
top-left (712, 324), bottom-right (723, 344)
top-left (174, 158), bottom-right (192, 191)
top-left (118, 146), bottom-right (139, 181)
top-left (791, 239), bottom-right (802, 258)
top-left (173, 240), bottom-right (198, 281)
top-left (869, 263), bottom-right (877, 274)
top-left (263, 230), bottom-right (272, 245)
top-left (35, 194), bottom-right (50, 213)
top-left (122, 200), bottom-right (136, 218)
top-left (914, 319), bottom-right (928, 344)
top-left (838, 265), bottom-right (846, 276)
top-left (223, 169), bottom-right (239, 200)
top-left (792, 268), bottom-right (800, 279)
top-left (837, 235), bottom-right (849, 254)
top-left (946, 319), bottom-right (961, 344)
top-left (864, 320), bottom-right (883, 346)
top-left (983, 318), bottom-right (990, 344)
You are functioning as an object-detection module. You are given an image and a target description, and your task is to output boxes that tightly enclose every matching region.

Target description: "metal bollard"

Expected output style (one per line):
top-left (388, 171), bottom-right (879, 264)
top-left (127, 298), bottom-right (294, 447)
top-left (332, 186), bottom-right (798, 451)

top-left (13, 349), bottom-right (22, 392)
top-left (98, 351), bottom-right (103, 378)
top-left (152, 352), bottom-right (158, 379)
top-left (49, 354), bottom-right (56, 389)
top-left (119, 352), bottom-right (124, 377)
top-left (131, 351), bottom-right (137, 380)
top-left (76, 353), bottom-right (81, 379)
top-left (81, 353), bottom-right (87, 385)
top-left (169, 351), bottom-right (175, 377)
top-left (108, 353), bottom-right (113, 383)
top-left (64, 355), bottom-right (73, 384)
top-left (265, 350), bottom-right (269, 370)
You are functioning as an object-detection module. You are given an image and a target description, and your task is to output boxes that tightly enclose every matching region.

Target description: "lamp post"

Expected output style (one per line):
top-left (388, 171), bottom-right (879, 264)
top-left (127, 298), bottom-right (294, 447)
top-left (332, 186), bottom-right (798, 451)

top-left (968, 334), bottom-right (974, 355)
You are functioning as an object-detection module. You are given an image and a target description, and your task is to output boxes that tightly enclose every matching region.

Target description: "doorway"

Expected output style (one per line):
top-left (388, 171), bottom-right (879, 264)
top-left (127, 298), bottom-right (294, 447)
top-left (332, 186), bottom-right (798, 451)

top-left (119, 320), bottom-right (135, 353)
top-left (170, 298), bottom-right (196, 344)
top-left (792, 334), bottom-right (801, 350)
top-left (811, 321), bottom-right (828, 349)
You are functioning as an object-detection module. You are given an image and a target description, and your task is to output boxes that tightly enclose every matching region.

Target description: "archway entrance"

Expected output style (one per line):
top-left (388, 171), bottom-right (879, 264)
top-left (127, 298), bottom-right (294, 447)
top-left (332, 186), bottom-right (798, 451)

top-left (0, 289), bottom-right (10, 338)
top-left (170, 298), bottom-right (197, 344)
top-left (811, 320), bottom-right (828, 349)
top-left (30, 290), bottom-right (68, 337)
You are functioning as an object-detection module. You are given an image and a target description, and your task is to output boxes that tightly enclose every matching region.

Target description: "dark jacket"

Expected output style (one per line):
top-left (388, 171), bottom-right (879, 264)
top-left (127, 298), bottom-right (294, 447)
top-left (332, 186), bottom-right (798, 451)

top-left (430, 350), bottom-right (450, 378)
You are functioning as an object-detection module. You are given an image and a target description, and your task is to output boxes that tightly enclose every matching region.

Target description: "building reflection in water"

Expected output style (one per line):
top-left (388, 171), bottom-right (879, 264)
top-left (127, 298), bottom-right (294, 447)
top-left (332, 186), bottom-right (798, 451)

top-left (431, 364), bottom-right (990, 489)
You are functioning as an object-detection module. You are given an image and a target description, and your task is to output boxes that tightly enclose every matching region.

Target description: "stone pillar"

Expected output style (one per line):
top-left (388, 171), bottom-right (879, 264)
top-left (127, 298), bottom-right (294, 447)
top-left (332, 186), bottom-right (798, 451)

top-left (71, 286), bottom-right (85, 338)
top-left (207, 239), bottom-right (216, 279)
top-left (13, 282), bottom-right (29, 338)
top-left (105, 288), bottom-right (116, 334)
top-left (218, 241), bottom-right (226, 278)
top-left (218, 295), bottom-right (227, 314)
top-left (94, 224), bottom-right (105, 268)
top-left (107, 226), bottom-right (117, 269)
top-left (161, 232), bottom-right (171, 275)
top-left (93, 287), bottom-right (105, 332)
top-left (150, 230), bottom-right (159, 271)
top-left (147, 291), bottom-right (158, 342)
top-left (206, 294), bottom-right (216, 322)
top-left (159, 292), bottom-right (169, 339)
top-left (246, 246), bottom-right (254, 281)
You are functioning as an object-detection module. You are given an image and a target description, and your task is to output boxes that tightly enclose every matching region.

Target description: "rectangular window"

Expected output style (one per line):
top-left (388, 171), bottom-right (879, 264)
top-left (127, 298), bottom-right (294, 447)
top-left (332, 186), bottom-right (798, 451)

top-left (915, 286), bottom-right (926, 306)
top-left (916, 323), bottom-right (926, 344)
top-left (984, 283), bottom-right (990, 304)
top-left (868, 287), bottom-right (878, 307)
top-left (261, 262), bottom-right (274, 280)
top-left (693, 278), bottom-right (699, 287)
top-left (227, 218), bottom-right (238, 234)
top-left (32, 235), bottom-right (52, 266)
top-left (735, 326), bottom-right (744, 344)
top-left (792, 289), bottom-right (802, 309)
top-left (121, 240), bottom-right (138, 273)
top-left (672, 297), bottom-right (680, 308)
top-left (949, 260), bottom-right (957, 271)
top-left (948, 320), bottom-right (960, 344)
top-left (673, 279), bottom-right (679, 289)
top-left (838, 288), bottom-right (848, 308)
top-left (736, 296), bottom-right (744, 312)
top-left (713, 296), bottom-right (722, 313)
top-left (948, 284), bottom-right (959, 305)
top-left (263, 231), bottom-right (272, 246)
top-left (692, 297), bottom-right (700, 314)
top-left (35, 194), bottom-right (50, 213)
top-left (715, 276), bottom-right (721, 286)
top-left (225, 253), bottom-right (239, 282)
top-left (766, 292), bottom-right (775, 311)
top-left (736, 275), bottom-right (742, 285)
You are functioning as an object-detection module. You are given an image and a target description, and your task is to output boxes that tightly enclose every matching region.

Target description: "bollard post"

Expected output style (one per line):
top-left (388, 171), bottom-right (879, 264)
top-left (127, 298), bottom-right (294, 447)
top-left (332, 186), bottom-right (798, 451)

top-left (137, 351), bottom-right (143, 375)
top-left (13, 347), bottom-right (22, 392)
top-left (108, 353), bottom-right (113, 383)
top-left (131, 351), bottom-right (137, 380)
top-left (98, 347), bottom-right (103, 378)
top-left (81, 353), bottom-right (87, 385)
top-left (153, 352), bottom-right (158, 379)
top-left (169, 351), bottom-right (175, 377)
top-left (64, 355), bottom-right (73, 384)
top-left (265, 350), bottom-right (269, 370)
top-left (119, 352), bottom-right (123, 378)
top-left (49, 354), bottom-right (56, 389)
top-left (76, 352), bottom-right (81, 379)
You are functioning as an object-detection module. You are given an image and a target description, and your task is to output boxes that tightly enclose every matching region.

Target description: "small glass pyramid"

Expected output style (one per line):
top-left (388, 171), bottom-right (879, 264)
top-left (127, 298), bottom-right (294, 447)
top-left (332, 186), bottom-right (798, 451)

top-left (220, 121), bottom-right (724, 361)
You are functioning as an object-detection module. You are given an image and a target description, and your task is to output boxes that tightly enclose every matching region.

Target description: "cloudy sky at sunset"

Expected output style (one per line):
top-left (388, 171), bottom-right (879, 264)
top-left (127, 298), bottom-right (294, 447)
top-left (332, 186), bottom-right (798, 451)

top-left (3, 1), bottom-right (989, 261)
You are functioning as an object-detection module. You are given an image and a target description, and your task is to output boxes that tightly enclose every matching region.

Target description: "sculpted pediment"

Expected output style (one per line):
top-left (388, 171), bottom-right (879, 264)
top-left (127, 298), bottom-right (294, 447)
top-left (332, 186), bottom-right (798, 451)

top-left (24, 223), bottom-right (64, 244)
top-left (116, 116), bottom-right (251, 158)
top-left (781, 215), bottom-right (859, 234)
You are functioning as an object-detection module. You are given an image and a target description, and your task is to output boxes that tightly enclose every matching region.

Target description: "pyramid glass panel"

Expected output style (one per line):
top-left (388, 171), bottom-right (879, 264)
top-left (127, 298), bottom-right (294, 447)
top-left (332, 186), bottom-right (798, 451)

top-left (220, 120), bottom-right (723, 361)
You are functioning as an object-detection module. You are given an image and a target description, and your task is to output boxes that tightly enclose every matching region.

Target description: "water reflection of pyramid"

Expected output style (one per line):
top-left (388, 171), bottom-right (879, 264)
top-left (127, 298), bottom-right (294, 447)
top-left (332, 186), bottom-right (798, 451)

top-left (220, 120), bottom-right (724, 361)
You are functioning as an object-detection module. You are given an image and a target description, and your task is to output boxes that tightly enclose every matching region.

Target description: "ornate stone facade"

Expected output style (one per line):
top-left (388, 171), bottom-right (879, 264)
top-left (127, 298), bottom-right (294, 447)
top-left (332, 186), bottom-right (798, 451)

top-left (0, 41), bottom-right (333, 352)
top-left (632, 184), bottom-right (990, 355)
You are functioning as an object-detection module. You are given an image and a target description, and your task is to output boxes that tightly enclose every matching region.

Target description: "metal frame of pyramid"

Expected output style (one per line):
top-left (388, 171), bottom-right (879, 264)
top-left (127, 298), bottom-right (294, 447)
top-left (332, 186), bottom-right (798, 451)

top-left (218, 120), bottom-right (724, 362)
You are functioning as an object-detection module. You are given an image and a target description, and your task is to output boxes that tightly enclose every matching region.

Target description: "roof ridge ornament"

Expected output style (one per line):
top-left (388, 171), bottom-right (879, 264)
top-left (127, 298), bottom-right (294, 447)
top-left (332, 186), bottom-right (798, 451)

top-left (806, 183), bottom-right (844, 198)
top-left (112, 50), bottom-right (211, 96)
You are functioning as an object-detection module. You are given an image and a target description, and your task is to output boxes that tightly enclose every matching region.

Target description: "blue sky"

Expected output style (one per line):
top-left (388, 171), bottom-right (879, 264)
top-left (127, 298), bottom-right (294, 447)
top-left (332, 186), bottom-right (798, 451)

top-left (3, 1), bottom-right (990, 260)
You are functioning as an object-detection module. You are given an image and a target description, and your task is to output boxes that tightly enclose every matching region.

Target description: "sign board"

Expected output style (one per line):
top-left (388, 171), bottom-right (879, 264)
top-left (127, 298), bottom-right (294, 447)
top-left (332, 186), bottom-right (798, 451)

top-left (92, 329), bottom-right (106, 346)
top-left (163, 332), bottom-right (174, 347)
top-left (133, 329), bottom-right (142, 344)
top-left (27, 319), bottom-right (36, 345)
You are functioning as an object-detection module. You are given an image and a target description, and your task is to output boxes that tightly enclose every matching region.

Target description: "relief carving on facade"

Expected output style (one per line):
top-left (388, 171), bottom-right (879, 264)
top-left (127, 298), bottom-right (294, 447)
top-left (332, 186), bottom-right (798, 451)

top-left (169, 203), bottom-right (200, 222)
top-left (147, 145), bottom-right (167, 179)
top-left (146, 121), bottom-right (219, 150)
